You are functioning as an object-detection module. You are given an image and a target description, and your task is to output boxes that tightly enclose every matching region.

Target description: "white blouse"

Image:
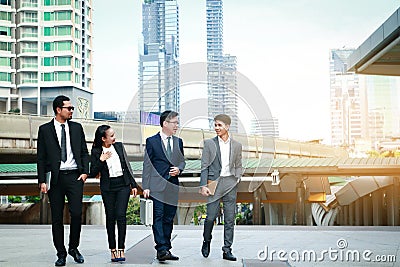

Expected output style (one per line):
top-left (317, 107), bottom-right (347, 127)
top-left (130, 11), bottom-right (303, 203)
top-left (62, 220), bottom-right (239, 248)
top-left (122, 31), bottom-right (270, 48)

top-left (102, 145), bottom-right (123, 178)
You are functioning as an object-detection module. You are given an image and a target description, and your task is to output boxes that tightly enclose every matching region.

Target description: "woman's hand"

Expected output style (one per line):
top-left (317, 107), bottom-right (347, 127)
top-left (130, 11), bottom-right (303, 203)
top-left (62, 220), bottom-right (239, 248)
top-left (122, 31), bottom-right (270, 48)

top-left (100, 151), bottom-right (112, 161)
top-left (131, 188), bottom-right (137, 197)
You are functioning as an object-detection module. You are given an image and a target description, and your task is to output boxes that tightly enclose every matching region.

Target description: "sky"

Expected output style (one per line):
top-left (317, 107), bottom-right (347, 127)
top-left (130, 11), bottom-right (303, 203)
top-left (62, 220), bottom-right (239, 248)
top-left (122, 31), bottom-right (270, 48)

top-left (92, 0), bottom-right (400, 143)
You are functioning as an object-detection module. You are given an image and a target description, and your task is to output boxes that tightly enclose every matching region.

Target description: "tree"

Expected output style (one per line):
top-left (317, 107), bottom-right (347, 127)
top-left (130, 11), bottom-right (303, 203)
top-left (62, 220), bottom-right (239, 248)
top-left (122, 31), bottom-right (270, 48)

top-left (126, 197), bottom-right (141, 225)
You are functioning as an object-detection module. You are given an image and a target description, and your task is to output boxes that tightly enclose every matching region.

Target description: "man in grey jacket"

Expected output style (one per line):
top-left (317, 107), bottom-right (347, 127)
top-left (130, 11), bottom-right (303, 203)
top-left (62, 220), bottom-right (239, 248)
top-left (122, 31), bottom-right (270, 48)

top-left (199, 114), bottom-right (242, 261)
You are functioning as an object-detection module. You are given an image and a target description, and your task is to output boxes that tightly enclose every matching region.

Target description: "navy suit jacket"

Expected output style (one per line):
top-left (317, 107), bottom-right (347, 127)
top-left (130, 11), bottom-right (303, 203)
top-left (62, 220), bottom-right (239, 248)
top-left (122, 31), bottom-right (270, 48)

top-left (37, 119), bottom-right (89, 186)
top-left (89, 142), bottom-right (137, 192)
top-left (142, 132), bottom-right (185, 192)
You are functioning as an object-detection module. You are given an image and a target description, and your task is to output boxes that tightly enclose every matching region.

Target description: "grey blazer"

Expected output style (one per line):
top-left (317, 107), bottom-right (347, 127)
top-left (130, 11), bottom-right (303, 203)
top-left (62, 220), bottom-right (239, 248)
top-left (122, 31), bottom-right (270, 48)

top-left (200, 136), bottom-right (242, 187)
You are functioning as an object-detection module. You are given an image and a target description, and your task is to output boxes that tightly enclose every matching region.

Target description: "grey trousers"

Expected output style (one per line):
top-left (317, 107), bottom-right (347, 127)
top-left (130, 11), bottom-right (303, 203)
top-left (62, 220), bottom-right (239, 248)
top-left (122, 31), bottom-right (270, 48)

top-left (203, 176), bottom-right (238, 253)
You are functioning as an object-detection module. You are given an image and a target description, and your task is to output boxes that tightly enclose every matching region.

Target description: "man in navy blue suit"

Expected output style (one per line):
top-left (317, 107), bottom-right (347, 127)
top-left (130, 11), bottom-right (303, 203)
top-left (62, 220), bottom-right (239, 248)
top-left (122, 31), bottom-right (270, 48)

top-left (142, 110), bottom-right (185, 261)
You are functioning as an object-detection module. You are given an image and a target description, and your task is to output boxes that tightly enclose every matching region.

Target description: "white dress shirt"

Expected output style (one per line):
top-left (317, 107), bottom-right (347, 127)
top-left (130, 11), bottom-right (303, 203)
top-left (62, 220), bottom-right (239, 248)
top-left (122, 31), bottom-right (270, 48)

top-left (53, 119), bottom-right (77, 170)
top-left (160, 131), bottom-right (173, 155)
top-left (102, 144), bottom-right (123, 178)
top-left (218, 136), bottom-right (232, 177)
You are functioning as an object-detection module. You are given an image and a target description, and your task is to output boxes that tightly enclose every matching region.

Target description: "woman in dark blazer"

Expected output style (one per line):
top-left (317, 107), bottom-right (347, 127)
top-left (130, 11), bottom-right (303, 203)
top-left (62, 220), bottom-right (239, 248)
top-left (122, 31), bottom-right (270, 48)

top-left (90, 125), bottom-right (137, 262)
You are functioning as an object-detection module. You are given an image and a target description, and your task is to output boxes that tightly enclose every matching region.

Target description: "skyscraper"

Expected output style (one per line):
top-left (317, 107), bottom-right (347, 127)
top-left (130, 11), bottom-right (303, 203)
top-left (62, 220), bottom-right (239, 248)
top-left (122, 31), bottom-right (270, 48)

top-left (0, 0), bottom-right (93, 118)
top-left (329, 49), bottom-right (367, 147)
top-left (139, 0), bottom-right (180, 115)
top-left (206, 0), bottom-right (238, 132)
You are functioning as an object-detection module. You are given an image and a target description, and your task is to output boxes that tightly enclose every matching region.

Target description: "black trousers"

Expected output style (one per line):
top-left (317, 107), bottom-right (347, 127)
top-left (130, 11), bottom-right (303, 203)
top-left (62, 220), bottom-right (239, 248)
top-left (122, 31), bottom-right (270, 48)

top-left (48, 170), bottom-right (83, 258)
top-left (101, 176), bottom-right (130, 249)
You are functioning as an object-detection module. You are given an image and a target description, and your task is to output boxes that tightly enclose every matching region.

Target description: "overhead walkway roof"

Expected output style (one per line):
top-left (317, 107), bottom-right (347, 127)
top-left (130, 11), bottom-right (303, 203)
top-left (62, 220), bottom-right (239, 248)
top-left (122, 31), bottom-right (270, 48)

top-left (2, 157), bottom-right (400, 177)
top-left (348, 7), bottom-right (400, 75)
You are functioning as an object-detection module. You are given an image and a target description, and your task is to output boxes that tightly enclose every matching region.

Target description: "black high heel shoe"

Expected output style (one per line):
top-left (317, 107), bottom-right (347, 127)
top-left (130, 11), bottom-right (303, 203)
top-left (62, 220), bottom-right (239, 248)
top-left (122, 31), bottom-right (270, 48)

top-left (111, 249), bottom-right (118, 262)
top-left (117, 249), bottom-right (126, 262)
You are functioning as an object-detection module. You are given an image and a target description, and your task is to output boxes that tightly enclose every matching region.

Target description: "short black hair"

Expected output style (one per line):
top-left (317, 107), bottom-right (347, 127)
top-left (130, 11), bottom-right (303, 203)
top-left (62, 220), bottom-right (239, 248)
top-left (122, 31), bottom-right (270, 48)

top-left (160, 110), bottom-right (179, 127)
top-left (53, 95), bottom-right (70, 114)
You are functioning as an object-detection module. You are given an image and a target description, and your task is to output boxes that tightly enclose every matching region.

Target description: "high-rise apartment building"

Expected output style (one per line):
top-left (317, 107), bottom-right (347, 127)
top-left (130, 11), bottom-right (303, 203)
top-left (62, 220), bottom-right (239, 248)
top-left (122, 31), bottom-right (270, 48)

top-left (0, 0), bottom-right (93, 118)
top-left (206, 0), bottom-right (238, 132)
top-left (139, 0), bottom-right (180, 115)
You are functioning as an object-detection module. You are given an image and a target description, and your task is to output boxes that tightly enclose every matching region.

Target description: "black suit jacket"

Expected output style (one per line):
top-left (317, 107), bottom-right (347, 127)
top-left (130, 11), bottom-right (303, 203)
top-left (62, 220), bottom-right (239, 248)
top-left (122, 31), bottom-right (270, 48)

top-left (89, 142), bottom-right (137, 191)
top-left (37, 119), bottom-right (89, 185)
top-left (142, 132), bottom-right (185, 192)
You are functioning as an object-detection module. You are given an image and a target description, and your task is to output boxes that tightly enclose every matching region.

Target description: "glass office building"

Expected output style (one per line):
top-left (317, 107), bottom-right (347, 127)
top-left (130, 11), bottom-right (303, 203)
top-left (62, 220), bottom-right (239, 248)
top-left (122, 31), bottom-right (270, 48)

top-left (139, 0), bottom-right (180, 114)
top-left (206, 0), bottom-right (237, 132)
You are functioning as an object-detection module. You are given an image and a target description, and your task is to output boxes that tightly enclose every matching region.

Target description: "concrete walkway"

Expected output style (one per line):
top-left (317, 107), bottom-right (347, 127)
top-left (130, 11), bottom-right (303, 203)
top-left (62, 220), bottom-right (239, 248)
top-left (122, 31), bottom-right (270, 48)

top-left (0, 225), bottom-right (399, 266)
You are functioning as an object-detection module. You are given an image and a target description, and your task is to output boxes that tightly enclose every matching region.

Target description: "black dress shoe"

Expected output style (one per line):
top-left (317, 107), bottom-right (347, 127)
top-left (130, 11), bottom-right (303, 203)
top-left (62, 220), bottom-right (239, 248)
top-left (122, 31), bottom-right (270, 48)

top-left (223, 251), bottom-right (237, 261)
top-left (68, 248), bottom-right (84, 263)
top-left (167, 251), bottom-right (179, 260)
top-left (55, 257), bottom-right (66, 266)
top-left (156, 250), bottom-right (169, 261)
top-left (201, 241), bottom-right (210, 258)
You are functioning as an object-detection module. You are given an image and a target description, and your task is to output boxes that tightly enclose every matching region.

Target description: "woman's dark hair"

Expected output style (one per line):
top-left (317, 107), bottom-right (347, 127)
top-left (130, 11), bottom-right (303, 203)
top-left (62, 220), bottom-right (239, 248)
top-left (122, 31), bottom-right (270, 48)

top-left (93, 124), bottom-right (111, 148)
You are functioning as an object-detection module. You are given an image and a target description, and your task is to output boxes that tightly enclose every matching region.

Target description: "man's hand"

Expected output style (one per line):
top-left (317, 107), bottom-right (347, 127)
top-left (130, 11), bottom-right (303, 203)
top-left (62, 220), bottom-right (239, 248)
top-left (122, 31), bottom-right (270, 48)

top-left (39, 183), bottom-right (47, 193)
top-left (169, 166), bottom-right (180, 176)
top-left (131, 188), bottom-right (138, 197)
top-left (143, 189), bottom-right (150, 198)
top-left (78, 174), bottom-right (88, 182)
top-left (200, 186), bottom-right (211, 197)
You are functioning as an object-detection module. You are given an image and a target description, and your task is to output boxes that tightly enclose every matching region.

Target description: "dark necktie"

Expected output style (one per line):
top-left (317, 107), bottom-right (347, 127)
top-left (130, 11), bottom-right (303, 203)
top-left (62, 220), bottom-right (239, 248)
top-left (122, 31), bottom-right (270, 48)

top-left (166, 136), bottom-right (172, 160)
top-left (61, 124), bottom-right (67, 162)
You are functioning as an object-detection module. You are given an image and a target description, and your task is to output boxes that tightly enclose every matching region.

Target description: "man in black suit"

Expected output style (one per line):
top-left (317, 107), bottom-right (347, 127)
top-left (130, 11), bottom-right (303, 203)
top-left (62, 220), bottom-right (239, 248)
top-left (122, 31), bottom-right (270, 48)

top-left (37, 95), bottom-right (89, 266)
top-left (142, 110), bottom-right (185, 261)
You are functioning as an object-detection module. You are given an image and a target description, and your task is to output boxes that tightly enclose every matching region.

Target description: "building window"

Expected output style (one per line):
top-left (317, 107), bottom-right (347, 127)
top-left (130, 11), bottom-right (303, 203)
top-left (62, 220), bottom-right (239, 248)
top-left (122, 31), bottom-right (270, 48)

top-left (21, 27), bottom-right (38, 38)
top-left (57, 71), bottom-right (71, 81)
top-left (43, 41), bottom-right (72, 51)
top-left (74, 58), bottom-right (80, 68)
top-left (0, 57), bottom-right (10, 66)
top-left (74, 73), bottom-right (80, 83)
top-left (0, 42), bottom-right (12, 51)
top-left (21, 57), bottom-right (38, 68)
top-left (74, 14), bottom-right (80, 24)
top-left (0, 11), bottom-right (12, 21)
top-left (22, 12), bottom-right (38, 23)
top-left (43, 26), bottom-right (72, 36)
top-left (0, 72), bottom-right (11, 82)
top-left (0, 26), bottom-right (11, 36)
top-left (0, 0), bottom-right (11, 6)
top-left (41, 71), bottom-right (72, 82)
top-left (43, 11), bottom-right (72, 21)
top-left (21, 72), bottom-right (37, 84)
top-left (21, 42), bottom-right (38, 53)
top-left (43, 0), bottom-right (71, 6)
top-left (75, 43), bottom-right (80, 53)
top-left (21, 0), bottom-right (38, 8)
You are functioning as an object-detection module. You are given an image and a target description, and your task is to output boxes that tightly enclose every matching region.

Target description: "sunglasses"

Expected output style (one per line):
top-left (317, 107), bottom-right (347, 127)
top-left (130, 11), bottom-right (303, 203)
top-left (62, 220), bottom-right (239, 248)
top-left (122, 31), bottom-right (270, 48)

top-left (61, 106), bottom-right (75, 111)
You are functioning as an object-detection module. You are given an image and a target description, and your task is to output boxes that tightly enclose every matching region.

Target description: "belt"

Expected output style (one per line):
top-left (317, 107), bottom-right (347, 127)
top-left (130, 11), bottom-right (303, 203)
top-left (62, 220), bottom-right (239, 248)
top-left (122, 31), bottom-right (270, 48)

top-left (59, 169), bottom-right (78, 175)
